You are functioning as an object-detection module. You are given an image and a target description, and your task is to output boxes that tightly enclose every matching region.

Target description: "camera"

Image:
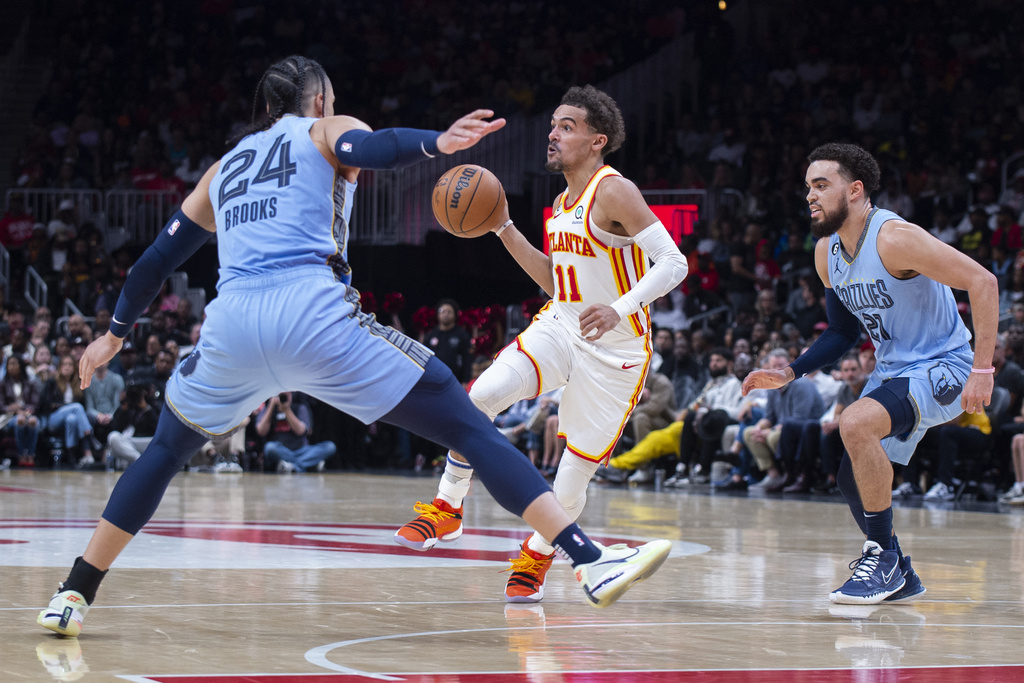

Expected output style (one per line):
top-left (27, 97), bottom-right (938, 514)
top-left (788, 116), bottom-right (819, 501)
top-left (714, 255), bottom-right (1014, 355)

top-left (279, 393), bottom-right (289, 403)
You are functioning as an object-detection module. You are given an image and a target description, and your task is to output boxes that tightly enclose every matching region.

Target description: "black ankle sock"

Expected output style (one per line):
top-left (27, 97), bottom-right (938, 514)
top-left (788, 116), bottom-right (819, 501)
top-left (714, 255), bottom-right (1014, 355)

top-left (551, 523), bottom-right (601, 566)
top-left (63, 556), bottom-right (108, 605)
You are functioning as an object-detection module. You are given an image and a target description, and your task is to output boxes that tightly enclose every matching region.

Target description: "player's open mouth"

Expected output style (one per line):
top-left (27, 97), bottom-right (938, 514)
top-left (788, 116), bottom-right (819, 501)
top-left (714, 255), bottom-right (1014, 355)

top-left (809, 207), bottom-right (821, 217)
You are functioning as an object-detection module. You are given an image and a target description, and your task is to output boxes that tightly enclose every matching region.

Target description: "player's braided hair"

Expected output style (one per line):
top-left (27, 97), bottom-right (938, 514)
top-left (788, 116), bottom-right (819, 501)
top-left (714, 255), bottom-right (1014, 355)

top-left (228, 56), bottom-right (327, 146)
top-left (807, 142), bottom-right (881, 193)
top-left (560, 85), bottom-right (626, 156)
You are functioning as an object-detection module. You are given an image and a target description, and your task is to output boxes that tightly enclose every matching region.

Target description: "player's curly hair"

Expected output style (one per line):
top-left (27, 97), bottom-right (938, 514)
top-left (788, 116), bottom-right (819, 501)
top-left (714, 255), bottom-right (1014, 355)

top-left (807, 143), bottom-right (881, 193)
top-left (560, 85), bottom-right (626, 157)
top-left (228, 56), bottom-right (328, 146)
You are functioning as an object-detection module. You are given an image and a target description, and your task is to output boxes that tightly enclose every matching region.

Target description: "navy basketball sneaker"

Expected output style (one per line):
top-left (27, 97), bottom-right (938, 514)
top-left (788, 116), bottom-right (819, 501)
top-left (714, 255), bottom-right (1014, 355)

top-left (830, 541), bottom-right (906, 604)
top-left (884, 554), bottom-right (926, 602)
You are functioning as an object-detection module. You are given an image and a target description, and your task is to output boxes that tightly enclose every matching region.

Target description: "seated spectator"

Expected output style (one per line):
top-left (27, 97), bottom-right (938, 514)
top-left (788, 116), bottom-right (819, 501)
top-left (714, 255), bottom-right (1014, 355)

top-left (193, 417), bottom-right (249, 473)
top-left (775, 353), bottom-right (865, 494)
top-left (928, 206), bottom-right (958, 245)
top-left (627, 370), bottom-right (677, 446)
top-left (536, 388), bottom-right (563, 477)
top-left (3, 327), bottom-right (35, 366)
top-left (37, 355), bottom-right (98, 467)
top-left (493, 396), bottom-right (545, 468)
top-left (84, 361), bottom-right (124, 445)
top-left (903, 408), bottom-right (992, 502)
top-left (256, 392), bottom-right (336, 473)
top-left (742, 349), bottom-right (825, 491)
top-left (29, 319), bottom-right (51, 352)
top-left (596, 348), bottom-right (745, 485)
top-left (1000, 433), bottom-right (1024, 504)
top-left (650, 326), bottom-right (675, 376)
top-left (29, 345), bottom-right (55, 383)
top-left (105, 383), bottom-right (160, 470)
top-left (0, 356), bottom-right (41, 467)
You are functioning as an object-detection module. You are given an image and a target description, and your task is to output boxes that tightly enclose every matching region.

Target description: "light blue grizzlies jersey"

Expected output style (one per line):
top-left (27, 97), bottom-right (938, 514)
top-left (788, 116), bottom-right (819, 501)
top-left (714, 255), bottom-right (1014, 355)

top-left (827, 208), bottom-right (972, 374)
top-left (209, 115), bottom-right (356, 289)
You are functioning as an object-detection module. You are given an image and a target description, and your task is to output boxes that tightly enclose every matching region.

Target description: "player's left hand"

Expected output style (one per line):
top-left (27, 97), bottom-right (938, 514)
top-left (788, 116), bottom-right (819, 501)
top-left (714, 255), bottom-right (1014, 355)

top-left (437, 110), bottom-right (507, 154)
top-left (579, 303), bottom-right (620, 341)
top-left (962, 371), bottom-right (993, 414)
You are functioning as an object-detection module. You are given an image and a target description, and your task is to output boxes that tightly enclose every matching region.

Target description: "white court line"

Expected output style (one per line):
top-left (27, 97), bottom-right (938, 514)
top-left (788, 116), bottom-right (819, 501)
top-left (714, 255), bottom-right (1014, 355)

top-left (304, 621), bottom-right (1024, 678)
top-left (9, 596), bottom-right (1024, 613)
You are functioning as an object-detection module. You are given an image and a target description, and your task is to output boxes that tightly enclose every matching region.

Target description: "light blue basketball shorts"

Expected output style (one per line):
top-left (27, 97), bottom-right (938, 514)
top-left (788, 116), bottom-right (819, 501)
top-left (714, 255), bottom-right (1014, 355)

top-left (165, 266), bottom-right (431, 438)
top-left (859, 344), bottom-right (973, 465)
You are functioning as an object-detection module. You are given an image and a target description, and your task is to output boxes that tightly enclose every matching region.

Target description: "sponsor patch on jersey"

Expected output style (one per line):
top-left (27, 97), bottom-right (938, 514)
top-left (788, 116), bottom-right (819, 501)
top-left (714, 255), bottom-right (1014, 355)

top-left (575, 206), bottom-right (585, 219)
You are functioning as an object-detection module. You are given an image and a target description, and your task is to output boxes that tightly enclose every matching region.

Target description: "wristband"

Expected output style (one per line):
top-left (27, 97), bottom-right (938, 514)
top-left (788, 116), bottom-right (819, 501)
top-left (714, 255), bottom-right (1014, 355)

top-left (495, 219), bottom-right (513, 236)
top-left (971, 367), bottom-right (996, 374)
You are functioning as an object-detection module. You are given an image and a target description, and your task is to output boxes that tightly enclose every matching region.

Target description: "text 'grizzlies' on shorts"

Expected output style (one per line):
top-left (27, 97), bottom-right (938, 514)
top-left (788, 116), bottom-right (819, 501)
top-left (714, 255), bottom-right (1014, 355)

top-left (224, 197), bottom-right (278, 230)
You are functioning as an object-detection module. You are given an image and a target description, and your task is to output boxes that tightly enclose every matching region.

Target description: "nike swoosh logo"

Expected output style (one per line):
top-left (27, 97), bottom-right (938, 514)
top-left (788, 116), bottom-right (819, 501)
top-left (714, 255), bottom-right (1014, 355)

top-left (882, 561), bottom-right (900, 584)
top-left (622, 362), bottom-right (641, 370)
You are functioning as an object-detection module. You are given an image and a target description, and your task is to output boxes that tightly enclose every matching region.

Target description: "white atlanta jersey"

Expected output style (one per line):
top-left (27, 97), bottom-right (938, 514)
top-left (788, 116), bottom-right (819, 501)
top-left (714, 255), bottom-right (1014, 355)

top-left (544, 165), bottom-right (651, 343)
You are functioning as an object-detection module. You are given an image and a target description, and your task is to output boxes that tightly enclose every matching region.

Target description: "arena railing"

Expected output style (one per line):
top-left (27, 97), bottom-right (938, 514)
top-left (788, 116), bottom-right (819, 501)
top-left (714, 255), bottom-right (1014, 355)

top-left (0, 242), bottom-right (8, 290)
top-left (4, 188), bottom-right (104, 232)
top-left (24, 265), bottom-right (46, 311)
top-left (104, 189), bottom-right (183, 244)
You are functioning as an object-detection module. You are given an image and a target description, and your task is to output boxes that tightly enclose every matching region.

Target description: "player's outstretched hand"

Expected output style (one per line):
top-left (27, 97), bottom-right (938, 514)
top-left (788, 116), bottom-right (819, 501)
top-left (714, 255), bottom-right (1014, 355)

top-left (961, 372), bottom-right (993, 414)
top-left (580, 303), bottom-right (620, 341)
top-left (79, 332), bottom-right (124, 390)
top-left (741, 368), bottom-right (794, 396)
top-left (437, 110), bottom-right (507, 154)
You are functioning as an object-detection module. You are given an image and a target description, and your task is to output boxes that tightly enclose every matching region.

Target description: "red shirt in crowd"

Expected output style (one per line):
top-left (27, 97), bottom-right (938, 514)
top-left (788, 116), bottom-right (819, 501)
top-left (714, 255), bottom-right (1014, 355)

top-left (0, 209), bottom-right (35, 248)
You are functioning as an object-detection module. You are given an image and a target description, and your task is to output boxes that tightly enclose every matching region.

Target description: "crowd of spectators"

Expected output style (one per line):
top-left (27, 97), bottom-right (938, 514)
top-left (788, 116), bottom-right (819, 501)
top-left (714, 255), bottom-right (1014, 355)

top-left (4, 1), bottom-right (1024, 498)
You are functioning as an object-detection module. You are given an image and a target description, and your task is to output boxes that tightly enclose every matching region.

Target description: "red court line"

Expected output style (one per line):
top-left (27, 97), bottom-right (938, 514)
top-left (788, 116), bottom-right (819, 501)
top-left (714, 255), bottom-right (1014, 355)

top-left (140, 665), bottom-right (1024, 683)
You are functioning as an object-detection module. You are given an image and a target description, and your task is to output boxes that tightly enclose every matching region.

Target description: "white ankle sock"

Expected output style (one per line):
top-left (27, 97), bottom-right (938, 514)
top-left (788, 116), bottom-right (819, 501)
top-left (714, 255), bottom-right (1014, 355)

top-left (437, 453), bottom-right (473, 508)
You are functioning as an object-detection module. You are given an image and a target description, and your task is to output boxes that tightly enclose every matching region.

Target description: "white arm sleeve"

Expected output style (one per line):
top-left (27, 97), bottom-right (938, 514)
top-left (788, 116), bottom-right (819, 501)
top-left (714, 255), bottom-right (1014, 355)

top-left (610, 221), bottom-right (689, 320)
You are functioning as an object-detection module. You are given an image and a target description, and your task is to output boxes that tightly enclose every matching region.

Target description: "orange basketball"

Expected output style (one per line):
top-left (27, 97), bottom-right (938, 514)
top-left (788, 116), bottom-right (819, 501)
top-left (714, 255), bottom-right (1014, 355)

top-left (432, 164), bottom-right (506, 238)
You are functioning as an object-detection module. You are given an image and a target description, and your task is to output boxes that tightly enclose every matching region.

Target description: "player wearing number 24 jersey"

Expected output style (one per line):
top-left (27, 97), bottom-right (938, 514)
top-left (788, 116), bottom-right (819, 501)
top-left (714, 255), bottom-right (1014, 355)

top-left (38, 60), bottom-right (677, 638)
top-left (396, 86), bottom-right (688, 603)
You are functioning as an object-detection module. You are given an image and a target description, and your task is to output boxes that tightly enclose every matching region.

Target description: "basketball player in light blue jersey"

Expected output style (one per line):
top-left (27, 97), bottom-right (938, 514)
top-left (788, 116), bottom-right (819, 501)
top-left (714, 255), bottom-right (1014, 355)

top-left (743, 143), bottom-right (998, 605)
top-left (37, 56), bottom-right (671, 637)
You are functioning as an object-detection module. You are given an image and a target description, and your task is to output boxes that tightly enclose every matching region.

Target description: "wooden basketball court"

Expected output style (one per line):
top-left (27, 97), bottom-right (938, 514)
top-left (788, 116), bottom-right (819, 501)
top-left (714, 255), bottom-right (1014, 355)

top-left (2, 469), bottom-right (1023, 681)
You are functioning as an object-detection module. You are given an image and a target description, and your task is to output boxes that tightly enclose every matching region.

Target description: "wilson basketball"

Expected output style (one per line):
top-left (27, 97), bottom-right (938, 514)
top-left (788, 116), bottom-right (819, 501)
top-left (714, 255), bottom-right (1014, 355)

top-left (432, 164), bottom-right (506, 238)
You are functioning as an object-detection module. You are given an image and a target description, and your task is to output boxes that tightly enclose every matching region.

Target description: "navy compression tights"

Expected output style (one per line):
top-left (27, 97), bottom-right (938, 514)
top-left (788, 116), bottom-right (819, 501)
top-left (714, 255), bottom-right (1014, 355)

top-left (102, 405), bottom-right (210, 534)
top-left (103, 357), bottom-right (552, 536)
top-left (380, 356), bottom-right (551, 516)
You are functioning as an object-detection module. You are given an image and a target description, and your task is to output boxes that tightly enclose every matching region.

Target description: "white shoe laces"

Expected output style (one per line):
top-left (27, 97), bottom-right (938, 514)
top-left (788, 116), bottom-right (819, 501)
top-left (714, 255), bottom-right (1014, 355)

top-left (848, 548), bottom-right (881, 582)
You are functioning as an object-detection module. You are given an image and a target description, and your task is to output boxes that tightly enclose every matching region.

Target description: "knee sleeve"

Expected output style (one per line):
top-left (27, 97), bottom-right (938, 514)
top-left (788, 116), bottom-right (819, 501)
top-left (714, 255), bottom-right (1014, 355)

top-left (467, 349), bottom-right (539, 419)
top-left (552, 454), bottom-right (599, 521)
top-left (102, 406), bottom-right (209, 535)
top-left (837, 453), bottom-right (867, 535)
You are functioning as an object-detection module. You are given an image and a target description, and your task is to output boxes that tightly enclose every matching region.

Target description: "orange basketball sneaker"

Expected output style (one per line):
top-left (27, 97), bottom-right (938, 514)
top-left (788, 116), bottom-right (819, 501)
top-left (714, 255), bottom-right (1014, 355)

top-left (505, 541), bottom-right (556, 602)
top-left (394, 498), bottom-right (463, 551)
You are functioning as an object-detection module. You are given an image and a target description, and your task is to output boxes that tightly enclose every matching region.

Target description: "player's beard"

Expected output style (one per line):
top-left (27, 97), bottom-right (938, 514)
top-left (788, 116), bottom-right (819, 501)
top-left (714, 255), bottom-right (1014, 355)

top-left (810, 199), bottom-right (849, 239)
top-left (545, 158), bottom-right (564, 173)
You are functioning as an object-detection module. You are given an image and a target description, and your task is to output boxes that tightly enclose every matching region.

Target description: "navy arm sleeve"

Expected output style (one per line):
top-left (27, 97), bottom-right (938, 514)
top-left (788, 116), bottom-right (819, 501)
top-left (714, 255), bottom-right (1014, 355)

top-left (788, 289), bottom-right (863, 378)
top-left (334, 128), bottom-right (441, 170)
top-left (110, 210), bottom-right (213, 338)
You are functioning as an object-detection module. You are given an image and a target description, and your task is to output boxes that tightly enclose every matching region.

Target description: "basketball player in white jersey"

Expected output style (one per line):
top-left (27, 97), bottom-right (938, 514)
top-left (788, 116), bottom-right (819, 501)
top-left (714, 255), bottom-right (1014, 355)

top-left (396, 86), bottom-right (688, 602)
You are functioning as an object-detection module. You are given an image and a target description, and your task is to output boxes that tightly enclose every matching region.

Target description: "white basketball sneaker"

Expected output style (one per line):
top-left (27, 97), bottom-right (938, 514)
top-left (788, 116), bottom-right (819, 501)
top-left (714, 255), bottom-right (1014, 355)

top-left (37, 586), bottom-right (90, 637)
top-left (574, 540), bottom-right (672, 608)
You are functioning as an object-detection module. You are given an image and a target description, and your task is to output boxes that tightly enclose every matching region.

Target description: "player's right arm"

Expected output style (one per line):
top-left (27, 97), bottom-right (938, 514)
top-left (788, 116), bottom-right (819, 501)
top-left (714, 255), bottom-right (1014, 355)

top-left (742, 239), bottom-right (862, 395)
top-left (491, 197), bottom-right (556, 298)
top-left (80, 164), bottom-right (220, 389)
